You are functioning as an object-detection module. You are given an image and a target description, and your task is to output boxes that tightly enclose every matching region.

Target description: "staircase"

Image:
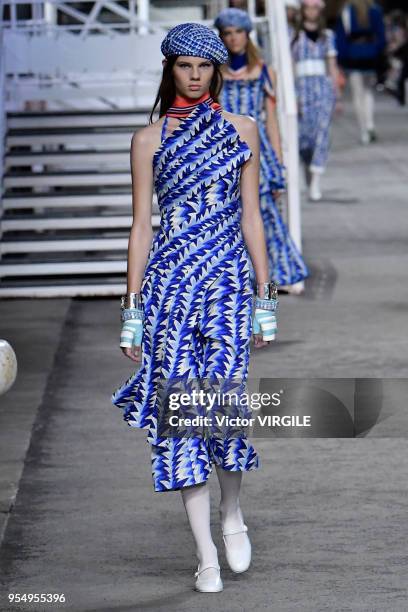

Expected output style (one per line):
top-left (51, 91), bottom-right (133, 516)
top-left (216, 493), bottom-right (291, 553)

top-left (0, 109), bottom-right (161, 297)
top-left (0, 0), bottom-right (304, 297)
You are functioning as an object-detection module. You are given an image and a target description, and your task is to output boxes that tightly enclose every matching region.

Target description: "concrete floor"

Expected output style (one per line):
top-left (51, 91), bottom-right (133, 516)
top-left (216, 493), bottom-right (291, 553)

top-left (1, 93), bottom-right (408, 611)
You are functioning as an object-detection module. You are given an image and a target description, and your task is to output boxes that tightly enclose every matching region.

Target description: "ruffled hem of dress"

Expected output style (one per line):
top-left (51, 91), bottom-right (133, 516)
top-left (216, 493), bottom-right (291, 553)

top-left (247, 192), bottom-right (310, 287)
top-left (111, 392), bottom-right (157, 437)
top-left (150, 435), bottom-right (261, 492)
top-left (249, 263), bottom-right (309, 288)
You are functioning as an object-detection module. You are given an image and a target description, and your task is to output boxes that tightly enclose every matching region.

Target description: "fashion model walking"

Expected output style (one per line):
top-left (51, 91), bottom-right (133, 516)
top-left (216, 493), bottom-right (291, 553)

top-left (111, 23), bottom-right (279, 593)
top-left (291, 0), bottom-right (340, 201)
top-left (214, 8), bottom-right (309, 293)
top-left (335, 0), bottom-right (386, 144)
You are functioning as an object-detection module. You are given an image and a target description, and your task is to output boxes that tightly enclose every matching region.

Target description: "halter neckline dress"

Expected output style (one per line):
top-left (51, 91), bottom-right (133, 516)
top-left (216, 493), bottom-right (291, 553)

top-left (221, 63), bottom-right (309, 287)
top-left (112, 99), bottom-right (260, 492)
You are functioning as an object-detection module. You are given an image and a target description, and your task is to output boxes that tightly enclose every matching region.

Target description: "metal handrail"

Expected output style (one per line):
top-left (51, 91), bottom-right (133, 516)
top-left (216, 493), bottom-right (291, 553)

top-left (0, 26), bottom-right (6, 199)
top-left (266, 0), bottom-right (303, 291)
top-left (0, 0), bottom-right (304, 282)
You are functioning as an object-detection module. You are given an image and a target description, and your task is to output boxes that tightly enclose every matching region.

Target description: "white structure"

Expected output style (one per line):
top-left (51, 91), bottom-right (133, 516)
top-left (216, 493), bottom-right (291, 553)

top-left (0, 0), bottom-right (303, 297)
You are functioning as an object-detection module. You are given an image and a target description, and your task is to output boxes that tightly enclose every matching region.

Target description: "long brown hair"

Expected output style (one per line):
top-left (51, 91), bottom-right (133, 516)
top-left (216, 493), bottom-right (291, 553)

top-left (246, 37), bottom-right (263, 71)
top-left (149, 56), bottom-right (224, 124)
top-left (349, 0), bottom-right (373, 28)
top-left (219, 30), bottom-right (263, 72)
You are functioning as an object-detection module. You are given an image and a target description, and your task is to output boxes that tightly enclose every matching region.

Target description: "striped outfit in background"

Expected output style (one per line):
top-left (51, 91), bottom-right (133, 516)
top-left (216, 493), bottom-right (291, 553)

top-left (291, 29), bottom-right (338, 173)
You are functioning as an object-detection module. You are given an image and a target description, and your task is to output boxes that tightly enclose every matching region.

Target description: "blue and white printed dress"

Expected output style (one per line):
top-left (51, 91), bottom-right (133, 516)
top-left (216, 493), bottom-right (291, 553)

top-left (111, 100), bottom-right (260, 492)
top-left (221, 63), bottom-right (309, 287)
top-left (291, 29), bottom-right (337, 172)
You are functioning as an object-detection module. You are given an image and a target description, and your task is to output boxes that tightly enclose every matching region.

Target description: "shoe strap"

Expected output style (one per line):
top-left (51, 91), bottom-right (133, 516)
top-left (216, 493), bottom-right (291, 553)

top-left (222, 524), bottom-right (248, 537)
top-left (194, 564), bottom-right (220, 577)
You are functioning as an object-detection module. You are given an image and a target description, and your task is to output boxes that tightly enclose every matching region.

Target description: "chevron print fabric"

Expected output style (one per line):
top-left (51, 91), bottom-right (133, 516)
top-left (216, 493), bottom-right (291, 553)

top-left (111, 100), bottom-right (260, 492)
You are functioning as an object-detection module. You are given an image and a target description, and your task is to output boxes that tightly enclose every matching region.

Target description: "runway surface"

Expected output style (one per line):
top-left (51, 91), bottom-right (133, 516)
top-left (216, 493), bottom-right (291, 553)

top-left (1, 93), bottom-right (408, 611)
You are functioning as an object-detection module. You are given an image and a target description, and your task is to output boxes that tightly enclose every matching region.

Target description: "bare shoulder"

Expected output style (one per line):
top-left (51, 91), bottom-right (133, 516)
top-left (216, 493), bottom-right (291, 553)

top-left (222, 111), bottom-right (258, 140)
top-left (131, 119), bottom-right (163, 158)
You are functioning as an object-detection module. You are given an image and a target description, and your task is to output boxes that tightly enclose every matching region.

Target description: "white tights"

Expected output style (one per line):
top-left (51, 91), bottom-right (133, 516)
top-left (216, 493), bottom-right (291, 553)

top-left (180, 466), bottom-right (246, 570)
top-left (349, 71), bottom-right (375, 135)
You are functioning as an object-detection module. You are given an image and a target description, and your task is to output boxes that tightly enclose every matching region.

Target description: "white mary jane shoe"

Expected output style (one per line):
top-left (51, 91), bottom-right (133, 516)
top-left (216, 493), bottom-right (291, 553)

top-left (222, 524), bottom-right (252, 574)
top-left (194, 564), bottom-right (223, 593)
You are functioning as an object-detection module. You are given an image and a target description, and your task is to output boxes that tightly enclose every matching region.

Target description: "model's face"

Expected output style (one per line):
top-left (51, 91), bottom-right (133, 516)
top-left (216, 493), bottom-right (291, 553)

top-left (220, 26), bottom-right (248, 55)
top-left (170, 55), bottom-right (215, 98)
top-left (303, 5), bottom-right (320, 22)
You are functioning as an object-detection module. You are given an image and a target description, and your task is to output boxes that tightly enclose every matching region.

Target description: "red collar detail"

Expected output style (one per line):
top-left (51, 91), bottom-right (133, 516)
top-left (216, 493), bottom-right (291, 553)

top-left (166, 92), bottom-right (222, 117)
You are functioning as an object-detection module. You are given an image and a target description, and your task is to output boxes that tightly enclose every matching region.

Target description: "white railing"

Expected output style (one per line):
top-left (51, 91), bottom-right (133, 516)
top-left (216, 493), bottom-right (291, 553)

top-left (0, 1), bottom-right (224, 109)
top-left (0, 26), bottom-right (5, 193)
top-left (0, 0), bottom-right (303, 286)
top-left (265, 0), bottom-right (303, 291)
top-left (1, 0), bottom-right (152, 34)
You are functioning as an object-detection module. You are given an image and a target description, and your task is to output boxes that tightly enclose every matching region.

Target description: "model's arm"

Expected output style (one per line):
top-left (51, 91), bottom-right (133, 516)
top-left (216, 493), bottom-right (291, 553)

top-left (326, 30), bottom-right (340, 98)
top-left (126, 129), bottom-right (155, 295)
top-left (265, 66), bottom-right (283, 164)
top-left (238, 117), bottom-right (270, 296)
top-left (327, 56), bottom-right (340, 98)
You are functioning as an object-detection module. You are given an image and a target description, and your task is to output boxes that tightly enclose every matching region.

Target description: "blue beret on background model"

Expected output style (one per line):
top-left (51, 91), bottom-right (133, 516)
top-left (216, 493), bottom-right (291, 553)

top-left (160, 23), bottom-right (229, 65)
top-left (214, 8), bottom-right (253, 33)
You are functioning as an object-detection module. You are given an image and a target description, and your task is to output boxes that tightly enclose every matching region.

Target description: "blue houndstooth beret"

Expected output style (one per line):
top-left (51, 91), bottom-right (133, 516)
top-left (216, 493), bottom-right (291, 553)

top-left (214, 8), bottom-right (253, 33)
top-left (160, 22), bottom-right (229, 65)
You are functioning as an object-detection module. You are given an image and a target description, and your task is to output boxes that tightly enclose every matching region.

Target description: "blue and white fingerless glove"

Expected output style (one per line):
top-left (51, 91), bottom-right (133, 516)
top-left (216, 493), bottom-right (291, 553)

top-left (120, 308), bottom-right (144, 349)
top-left (252, 296), bottom-right (278, 341)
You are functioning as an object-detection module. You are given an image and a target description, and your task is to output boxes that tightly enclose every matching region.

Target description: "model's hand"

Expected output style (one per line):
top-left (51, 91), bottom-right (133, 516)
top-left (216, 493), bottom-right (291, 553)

top-left (252, 330), bottom-right (270, 348)
top-left (121, 343), bottom-right (142, 362)
top-left (120, 309), bottom-right (144, 362)
top-left (252, 308), bottom-right (277, 348)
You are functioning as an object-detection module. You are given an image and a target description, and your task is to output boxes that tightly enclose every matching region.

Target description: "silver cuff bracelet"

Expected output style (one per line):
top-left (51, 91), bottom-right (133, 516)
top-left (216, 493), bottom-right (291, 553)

top-left (256, 281), bottom-right (278, 300)
top-left (120, 293), bottom-right (143, 310)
